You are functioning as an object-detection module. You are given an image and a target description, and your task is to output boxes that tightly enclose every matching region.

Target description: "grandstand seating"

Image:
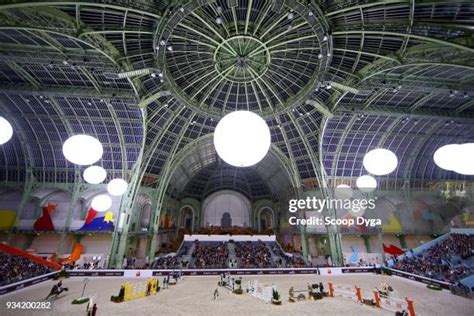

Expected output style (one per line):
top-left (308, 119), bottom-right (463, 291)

top-left (190, 241), bottom-right (229, 269)
top-left (234, 241), bottom-right (273, 268)
top-left (391, 233), bottom-right (473, 283)
top-left (0, 252), bottom-right (54, 286)
top-left (154, 239), bottom-right (307, 269)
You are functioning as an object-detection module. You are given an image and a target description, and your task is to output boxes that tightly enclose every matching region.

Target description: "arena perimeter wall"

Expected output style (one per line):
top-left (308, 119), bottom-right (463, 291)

top-left (1, 266), bottom-right (451, 296)
top-left (0, 271), bottom-right (60, 295)
top-left (385, 267), bottom-right (451, 290)
top-left (1, 267), bottom-right (374, 295)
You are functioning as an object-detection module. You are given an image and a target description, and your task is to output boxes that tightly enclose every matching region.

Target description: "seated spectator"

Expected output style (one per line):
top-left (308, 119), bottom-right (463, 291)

top-left (0, 252), bottom-right (54, 286)
top-left (191, 241), bottom-right (228, 269)
top-left (235, 241), bottom-right (273, 268)
top-left (393, 233), bottom-right (473, 283)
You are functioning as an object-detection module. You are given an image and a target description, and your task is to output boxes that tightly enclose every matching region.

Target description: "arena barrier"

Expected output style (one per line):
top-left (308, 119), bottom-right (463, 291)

top-left (384, 267), bottom-right (451, 290)
top-left (373, 290), bottom-right (415, 316)
top-left (247, 280), bottom-right (273, 303)
top-left (327, 282), bottom-right (415, 316)
top-left (66, 266), bottom-right (376, 278)
top-left (328, 282), bottom-right (362, 303)
top-left (0, 270), bottom-right (60, 295)
top-left (111, 278), bottom-right (159, 302)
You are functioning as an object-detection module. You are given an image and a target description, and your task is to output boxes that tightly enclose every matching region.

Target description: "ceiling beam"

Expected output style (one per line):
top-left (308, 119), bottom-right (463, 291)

top-left (0, 1), bottom-right (161, 19)
top-left (337, 104), bottom-right (474, 120)
top-left (333, 30), bottom-right (474, 54)
top-left (0, 82), bottom-right (136, 99)
top-left (455, 99), bottom-right (474, 114)
top-left (325, 1), bottom-right (406, 17)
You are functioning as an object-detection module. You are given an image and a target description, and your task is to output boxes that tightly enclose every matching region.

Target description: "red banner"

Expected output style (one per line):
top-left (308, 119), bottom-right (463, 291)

top-left (0, 242), bottom-right (61, 270)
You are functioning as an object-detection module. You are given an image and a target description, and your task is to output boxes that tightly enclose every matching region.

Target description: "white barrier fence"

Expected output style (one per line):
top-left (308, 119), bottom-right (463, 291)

top-left (248, 280), bottom-right (273, 303)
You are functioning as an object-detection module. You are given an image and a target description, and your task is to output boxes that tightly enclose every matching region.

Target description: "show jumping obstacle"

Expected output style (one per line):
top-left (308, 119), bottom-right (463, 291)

top-left (373, 290), bottom-right (415, 316)
top-left (247, 280), bottom-right (273, 303)
top-left (327, 282), bottom-right (415, 316)
top-left (328, 282), bottom-right (363, 303)
top-left (111, 278), bottom-right (159, 302)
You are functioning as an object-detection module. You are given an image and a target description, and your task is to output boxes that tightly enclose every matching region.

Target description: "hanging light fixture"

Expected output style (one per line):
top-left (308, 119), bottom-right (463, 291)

top-left (0, 116), bottom-right (13, 145)
top-left (434, 143), bottom-right (474, 175)
top-left (83, 166), bottom-right (107, 184)
top-left (213, 111), bottom-right (271, 167)
top-left (453, 143), bottom-right (474, 175)
top-left (91, 194), bottom-right (112, 212)
top-left (356, 175), bottom-right (377, 192)
top-left (63, 134), bottom-right (103, 165)
top-left (107, 178), bottom-right (128, 196)
top-left (335, 184), bottom-right (353, 200)
top-left (363, 148), bottom-right (398, 175)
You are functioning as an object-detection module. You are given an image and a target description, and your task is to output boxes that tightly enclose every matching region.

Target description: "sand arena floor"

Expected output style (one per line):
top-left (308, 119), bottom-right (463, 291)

top-left (0, 274), bottom-right (473, 316)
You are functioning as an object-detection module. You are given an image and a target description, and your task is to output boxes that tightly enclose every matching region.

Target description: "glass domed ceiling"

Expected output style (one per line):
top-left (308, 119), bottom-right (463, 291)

top-left (156, 0), bottom-right (330, 116)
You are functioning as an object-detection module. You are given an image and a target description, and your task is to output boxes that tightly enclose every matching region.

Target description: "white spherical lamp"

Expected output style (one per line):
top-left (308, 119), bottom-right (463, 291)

top-left (62, 134), bottom-right (103, 165)
top-left (356, 175), bottom-right (377, 192)
top-left (91, 194), bottom-right (112, 212)
top-left (107, 178), bottom-right (128, 196)
top-left (335, 184), bottom-right (353, 200)
top-left (0, 116), bottom-right (13, 145)
top-left (363, 148), bottom-right (398, 175)
top-left (83, 166), bottom-right (107, 184)
top-left (452, 143), bottom-right (474, 175)
top-left (213, 111), bottom-right (271, 167)
top-left (433, 144), bottom-right (460, 171)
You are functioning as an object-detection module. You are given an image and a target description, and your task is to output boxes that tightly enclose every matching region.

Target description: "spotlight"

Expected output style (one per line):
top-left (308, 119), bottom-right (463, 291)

top-left (323, 35), bottom-right (328, 41)
top-left (287, 11), bottom-right (294, 20)
top-left (216, 16), bottom-right (222, 24)
top-left (167, 46), bottom-right (173, 52)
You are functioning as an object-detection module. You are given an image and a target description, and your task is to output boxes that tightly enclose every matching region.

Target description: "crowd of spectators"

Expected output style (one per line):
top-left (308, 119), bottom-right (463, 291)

top-left (191, 241), bottom-right (228, 268)
top-left (269, 242), bottom-right (306, 268)
top-left (151, 256), bottom-right (179, 269)
top-left (234, 241), bottom-right (273, 268)
top-left (0, 252), bottom-right (54, 286)
top-left (284, 254), bottom-right (306, 268)
top-left (393, 233), bottom-right (473, 283)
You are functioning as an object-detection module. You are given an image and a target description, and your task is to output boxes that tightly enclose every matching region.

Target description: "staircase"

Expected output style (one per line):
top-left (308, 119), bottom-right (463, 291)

top-left (178, 242), bottom-right (195, 268)
top-left (266, 243), bottom-right (284, 267)
top-left (227, 243), bottom-right (238, 268)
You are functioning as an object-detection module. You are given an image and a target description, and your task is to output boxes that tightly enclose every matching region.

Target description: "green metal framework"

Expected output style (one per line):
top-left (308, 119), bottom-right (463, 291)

top-left (0, 0), bottom-right (472, 267)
